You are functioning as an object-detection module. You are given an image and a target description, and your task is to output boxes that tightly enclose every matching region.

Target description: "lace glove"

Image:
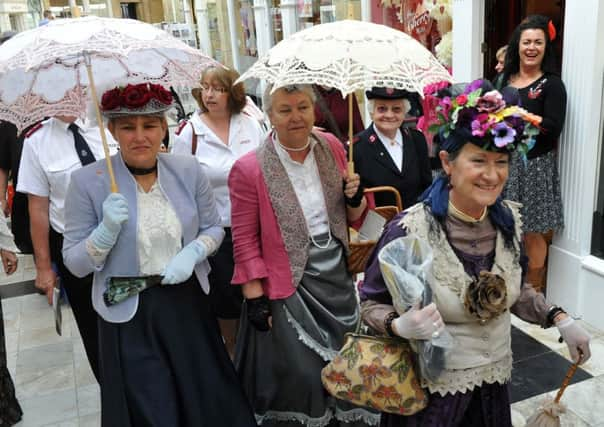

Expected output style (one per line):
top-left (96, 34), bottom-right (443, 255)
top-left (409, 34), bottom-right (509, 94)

top-left (392, 303), bottom-right (445, 341)
top-left (557, 317), bottom-right (591, 364)
top-left (246, 295), bottom-right (271, 331)
top-left (161, 240), bottom-right (208, 285)
top-left (89, 193), bottom-right (129, 250)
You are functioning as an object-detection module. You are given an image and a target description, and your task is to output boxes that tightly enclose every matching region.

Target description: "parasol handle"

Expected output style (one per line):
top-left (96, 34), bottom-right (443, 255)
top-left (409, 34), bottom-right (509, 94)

top-left (347, 93), bottom-right (354, 175)
top-left (554, 358), bottom-right (580, 403)
top-left (85, 61), bottom-right (118, 193)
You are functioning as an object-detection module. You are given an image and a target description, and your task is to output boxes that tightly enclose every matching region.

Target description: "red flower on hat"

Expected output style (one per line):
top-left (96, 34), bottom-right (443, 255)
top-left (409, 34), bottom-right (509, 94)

top-left (149, 83), bottom-right (173, 105)
top-left (386, 88), bottom-right (394, 95)
top-left (100, 88), bottom-right (123, 111)
top-left (122, 84), bottom-right (152, 108)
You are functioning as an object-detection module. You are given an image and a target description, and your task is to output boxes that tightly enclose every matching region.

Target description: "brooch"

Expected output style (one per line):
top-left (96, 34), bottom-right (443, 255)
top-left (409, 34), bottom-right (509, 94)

top-left (528, 78), bottom-right (547, 100)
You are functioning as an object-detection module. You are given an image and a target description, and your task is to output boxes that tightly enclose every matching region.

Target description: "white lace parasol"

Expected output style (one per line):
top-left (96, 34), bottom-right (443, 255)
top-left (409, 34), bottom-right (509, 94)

top-left (0, 16), bottom-right (218, 132)
top-left (237, 20), bottom-right (452, 96)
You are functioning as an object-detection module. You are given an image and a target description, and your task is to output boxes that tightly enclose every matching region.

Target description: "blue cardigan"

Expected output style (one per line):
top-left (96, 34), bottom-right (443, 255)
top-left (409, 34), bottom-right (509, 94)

top-left (62, 152), bottom-right (224, 323)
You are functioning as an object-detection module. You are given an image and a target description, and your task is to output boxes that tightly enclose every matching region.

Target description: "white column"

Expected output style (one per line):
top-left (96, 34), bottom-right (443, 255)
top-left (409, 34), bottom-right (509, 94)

top-left (547, 1), bottom-right (604, 327)
top-left (226, 0), bottom-right (240, 71)
top-left (253, 0), bottom-right (272, 57)
top-left (0, 14), bottom-right (10, 32)
top-left (280, 0), bottom-right (297, 39)
top-left (105, 0), bottom-right (114, 17)
top-left (360, 0), bottom-right (371, 22)
top-left (451, 0), bottom-right (483, 82)
top-left (81, 0), bottom-right (90, 15)
top-left (194, 0), bottom-right (212, 56)
top-left (182, 0), bottom-right (192, 24)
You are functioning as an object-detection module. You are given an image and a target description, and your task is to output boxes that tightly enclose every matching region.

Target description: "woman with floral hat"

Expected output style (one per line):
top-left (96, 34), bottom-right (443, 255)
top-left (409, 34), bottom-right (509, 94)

top-left (62, 83), bottom-right (257, 426)
top-left (359, 80), bottom-right (590, 426)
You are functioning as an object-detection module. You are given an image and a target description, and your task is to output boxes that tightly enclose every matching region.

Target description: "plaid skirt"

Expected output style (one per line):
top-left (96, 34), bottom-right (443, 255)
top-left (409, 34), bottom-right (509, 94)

top-left (503, 151), bottom-right (564, 233)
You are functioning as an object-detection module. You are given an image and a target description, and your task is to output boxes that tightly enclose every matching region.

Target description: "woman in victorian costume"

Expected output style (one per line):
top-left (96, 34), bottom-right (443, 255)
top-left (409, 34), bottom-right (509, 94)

top-left (353, 87), bottom-right (432, 209)
top-left (359, 80), bottom-right (591, 427)
top-left (62, 83), bottom-right (256, 426)
top-left (229, 84), bottom-right (379, 426)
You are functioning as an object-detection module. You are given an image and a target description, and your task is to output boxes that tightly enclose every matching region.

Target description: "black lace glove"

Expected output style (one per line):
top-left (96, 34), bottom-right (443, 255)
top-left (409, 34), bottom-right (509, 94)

top-left (344, 181), bottom-right (364, 208)
top-left (246, 295), bottom-right (271, 331)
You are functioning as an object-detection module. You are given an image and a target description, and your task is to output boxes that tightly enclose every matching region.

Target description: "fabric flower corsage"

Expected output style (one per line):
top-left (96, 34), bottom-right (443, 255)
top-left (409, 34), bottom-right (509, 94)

top-left (464, 271), bottom-right (507, 321)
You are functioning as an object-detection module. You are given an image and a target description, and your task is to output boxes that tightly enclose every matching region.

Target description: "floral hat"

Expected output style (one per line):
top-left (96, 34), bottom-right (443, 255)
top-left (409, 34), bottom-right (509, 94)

top-left (426, 79), bottom-right (540, 157)
top-left (100, 83), bottom-right (173, 118)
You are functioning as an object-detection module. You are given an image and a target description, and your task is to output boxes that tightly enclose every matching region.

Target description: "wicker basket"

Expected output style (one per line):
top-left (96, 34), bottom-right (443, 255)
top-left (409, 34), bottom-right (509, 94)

top-left (348, 186), bottom-right (402, 274)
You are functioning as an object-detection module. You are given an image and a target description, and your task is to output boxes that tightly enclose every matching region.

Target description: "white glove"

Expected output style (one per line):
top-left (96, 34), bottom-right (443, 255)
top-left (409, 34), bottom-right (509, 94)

top-left (392, 303), bottom-right (445, 341)
top-left (557, 317), bottom-right (591, 364)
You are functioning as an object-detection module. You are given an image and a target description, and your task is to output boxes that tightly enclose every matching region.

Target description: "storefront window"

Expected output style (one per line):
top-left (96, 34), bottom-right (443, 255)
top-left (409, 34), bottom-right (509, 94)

top-left (373, 0), bottom-right (452, 69)
top-left (206, 0), bottom-right (233, 68)
top-left (235, 0), bottom-right (259, 73)
top-left (271, 0), bottom-right (284, 44)
top-left (296, 0), bottom-right (361, 31)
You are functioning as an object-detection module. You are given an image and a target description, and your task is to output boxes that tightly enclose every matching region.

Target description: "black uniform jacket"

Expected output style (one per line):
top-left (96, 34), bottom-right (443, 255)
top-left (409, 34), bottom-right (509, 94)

top-left (352, 124), bottom-right (432, 209)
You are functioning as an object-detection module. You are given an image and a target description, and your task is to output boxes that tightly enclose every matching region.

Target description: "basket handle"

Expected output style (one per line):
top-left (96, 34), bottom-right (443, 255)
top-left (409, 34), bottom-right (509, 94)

top-left (363, 186), bottom-right (403, 212)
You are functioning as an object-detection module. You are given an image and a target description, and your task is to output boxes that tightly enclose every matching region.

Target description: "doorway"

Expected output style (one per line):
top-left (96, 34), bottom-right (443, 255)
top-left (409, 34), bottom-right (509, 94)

top-left (120, 2), bottom-right (138, 19)
top-left (483, 0), bottom-right (565, 81)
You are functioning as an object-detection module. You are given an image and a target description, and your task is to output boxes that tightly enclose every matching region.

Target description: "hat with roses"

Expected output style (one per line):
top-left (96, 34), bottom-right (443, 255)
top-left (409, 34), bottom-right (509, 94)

top-left (100, 83), bottom-right (173, 118)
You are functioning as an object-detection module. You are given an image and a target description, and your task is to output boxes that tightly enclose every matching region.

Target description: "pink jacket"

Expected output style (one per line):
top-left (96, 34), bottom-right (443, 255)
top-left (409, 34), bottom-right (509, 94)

top-left (228, 130), bottom-right (358, 300)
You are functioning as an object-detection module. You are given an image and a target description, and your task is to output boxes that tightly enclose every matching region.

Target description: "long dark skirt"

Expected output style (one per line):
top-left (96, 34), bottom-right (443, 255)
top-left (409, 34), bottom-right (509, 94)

top-left (0, 298), bottom-right (22, 427)
top-left (235, 235), bottom-right (380, 427)
top-left (208, 228), bottom-right (243, 319)
top-left (98, 276), bottom-right (257, 427)
top-left (380, 382), bottom-right (511, 427)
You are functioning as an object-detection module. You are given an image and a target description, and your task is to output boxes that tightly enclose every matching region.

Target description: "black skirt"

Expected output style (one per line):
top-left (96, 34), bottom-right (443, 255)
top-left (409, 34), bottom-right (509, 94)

top-left (0, 298), bottom-right (22, 427)
top-left (208, 228), bottom-right (244, 319)
top-left (98, 276), bottom-right (257, 427)
top-left (235, 235), bottom-right (379, 426)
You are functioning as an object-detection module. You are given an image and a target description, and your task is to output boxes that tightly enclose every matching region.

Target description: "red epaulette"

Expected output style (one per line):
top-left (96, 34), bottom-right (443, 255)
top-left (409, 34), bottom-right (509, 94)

top-left (174, 120), bottom-right (189, 136)
top-left (25, 122), bottom-right (43, 138)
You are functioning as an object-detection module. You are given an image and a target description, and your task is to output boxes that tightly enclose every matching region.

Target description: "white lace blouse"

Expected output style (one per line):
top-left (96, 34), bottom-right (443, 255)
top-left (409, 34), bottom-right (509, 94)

top-left (86, 180), bottom-right (218, 273)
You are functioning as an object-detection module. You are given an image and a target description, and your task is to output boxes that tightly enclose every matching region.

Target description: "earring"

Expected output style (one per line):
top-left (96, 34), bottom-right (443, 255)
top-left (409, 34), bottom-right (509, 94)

top-left (446, 175), bottom-right (453, 189)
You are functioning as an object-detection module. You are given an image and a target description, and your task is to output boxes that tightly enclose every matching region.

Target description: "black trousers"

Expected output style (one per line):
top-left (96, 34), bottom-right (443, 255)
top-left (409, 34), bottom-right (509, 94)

top-left (48, 227), bottom-right (100, 383)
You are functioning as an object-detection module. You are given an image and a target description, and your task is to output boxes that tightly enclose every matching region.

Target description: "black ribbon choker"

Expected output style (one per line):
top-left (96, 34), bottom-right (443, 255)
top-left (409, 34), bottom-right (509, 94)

top-left (126, 162), bottom-right (158, 175)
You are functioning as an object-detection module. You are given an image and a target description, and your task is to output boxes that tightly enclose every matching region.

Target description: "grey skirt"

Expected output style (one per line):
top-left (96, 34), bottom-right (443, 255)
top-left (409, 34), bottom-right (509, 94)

top-left (503, 151), bottom-right (564, 233)
top-left (235, 234), bottom-right (380, 427)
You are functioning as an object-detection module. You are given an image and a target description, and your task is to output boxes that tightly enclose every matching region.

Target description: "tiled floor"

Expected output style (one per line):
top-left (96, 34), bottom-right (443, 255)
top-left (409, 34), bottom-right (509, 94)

top-left (1, 256), bottom-right (603, 426)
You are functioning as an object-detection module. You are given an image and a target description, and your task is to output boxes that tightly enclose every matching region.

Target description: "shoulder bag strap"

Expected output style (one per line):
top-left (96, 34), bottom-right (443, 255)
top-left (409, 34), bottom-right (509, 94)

top-left (191, 123), bottom-right (197, 155)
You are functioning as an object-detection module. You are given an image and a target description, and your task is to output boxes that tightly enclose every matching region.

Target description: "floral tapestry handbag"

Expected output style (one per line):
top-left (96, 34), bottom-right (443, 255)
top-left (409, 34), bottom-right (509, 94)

top-left (321, 332), bottom-right (428, 416)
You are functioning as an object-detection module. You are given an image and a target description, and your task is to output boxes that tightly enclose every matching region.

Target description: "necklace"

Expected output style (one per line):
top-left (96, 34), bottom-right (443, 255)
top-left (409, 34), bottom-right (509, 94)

top-left (126, 162), bottom-right (157, 175)
top-left (277, 138), bottom-right (311, 152)
top-left (448, 200), bottom-right (488, 223)
top-left (309, 229), bottom-right (332, 249)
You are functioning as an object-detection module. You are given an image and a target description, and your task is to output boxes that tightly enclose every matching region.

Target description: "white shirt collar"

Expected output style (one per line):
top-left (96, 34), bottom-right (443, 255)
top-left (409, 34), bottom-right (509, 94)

top-left (373, 124), bottom-right (402, 147)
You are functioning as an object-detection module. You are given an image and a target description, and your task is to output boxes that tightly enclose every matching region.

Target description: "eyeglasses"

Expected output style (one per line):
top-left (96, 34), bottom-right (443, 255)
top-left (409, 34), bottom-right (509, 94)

top-left (200, 84), bottom-right (227, 94)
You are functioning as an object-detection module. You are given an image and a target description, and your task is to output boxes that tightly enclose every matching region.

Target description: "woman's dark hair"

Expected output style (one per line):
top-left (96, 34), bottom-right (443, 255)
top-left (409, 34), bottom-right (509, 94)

top-left (502, 15), bottom-right (559, 82)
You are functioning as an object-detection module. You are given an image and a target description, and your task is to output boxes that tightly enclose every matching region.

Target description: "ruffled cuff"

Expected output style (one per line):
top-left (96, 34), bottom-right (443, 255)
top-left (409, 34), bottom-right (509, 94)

top-left (231, 257), bottom-right (269, 285)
